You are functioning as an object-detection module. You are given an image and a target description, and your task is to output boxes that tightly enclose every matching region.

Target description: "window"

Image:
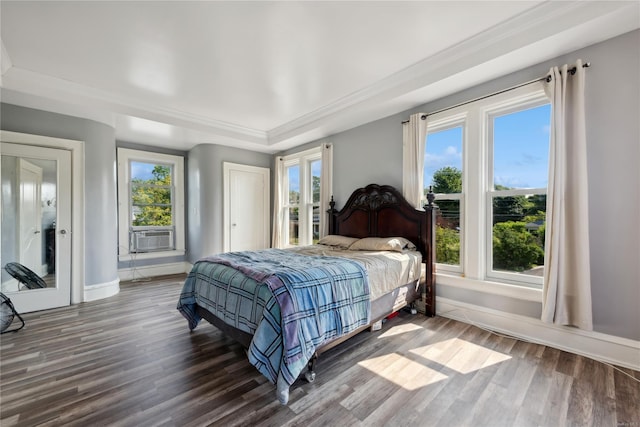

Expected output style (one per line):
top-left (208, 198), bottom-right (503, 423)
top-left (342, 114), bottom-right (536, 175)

top-left (282, 147), bottom-right (322, 246)
top-left (117, 148), bottom-right (185, 260)
top-left (424, 83), bottom-right (550, 288)
top-left (425, 121), bottom-right (464, 272)
top-left (130, 161), bottom-right (173, 228)
top-left (488, 103), bottom-right (550, 285)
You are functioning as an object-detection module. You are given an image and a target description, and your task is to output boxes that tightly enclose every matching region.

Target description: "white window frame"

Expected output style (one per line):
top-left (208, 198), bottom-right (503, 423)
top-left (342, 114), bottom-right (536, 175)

top-left (426, 82), bottom-right (549, 291)
top-left (117, 148), bottom-right (185, 261)
top-left (281, 147), bottom-right (322, 247)
top-left (484, 92), bottom-right (549, 287)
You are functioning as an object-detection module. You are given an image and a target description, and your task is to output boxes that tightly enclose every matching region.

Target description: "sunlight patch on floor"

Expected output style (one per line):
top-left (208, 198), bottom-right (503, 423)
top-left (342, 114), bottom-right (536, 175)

top-left (409, 337), bottom-right (512, 375)
top-left (377, 322), bottom-right (423, 338)
top-left (358, 353), bottom-right (448, 390)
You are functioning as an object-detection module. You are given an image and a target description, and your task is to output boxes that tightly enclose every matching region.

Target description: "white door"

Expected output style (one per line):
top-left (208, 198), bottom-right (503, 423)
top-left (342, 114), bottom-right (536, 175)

top-left (223, 163), bottom-right (270, 252)
top-left (1, 143), bottom-right (72, 312)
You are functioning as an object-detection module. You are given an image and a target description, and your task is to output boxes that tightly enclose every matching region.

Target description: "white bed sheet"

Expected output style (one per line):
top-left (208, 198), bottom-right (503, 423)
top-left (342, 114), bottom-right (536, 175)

top-left (287, 244), bottom-right (422, 300)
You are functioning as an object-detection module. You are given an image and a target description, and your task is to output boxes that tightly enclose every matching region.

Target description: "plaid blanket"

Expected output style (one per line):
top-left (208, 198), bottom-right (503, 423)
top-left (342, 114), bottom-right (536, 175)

top-left (177, 249), bottom-right (370, 404)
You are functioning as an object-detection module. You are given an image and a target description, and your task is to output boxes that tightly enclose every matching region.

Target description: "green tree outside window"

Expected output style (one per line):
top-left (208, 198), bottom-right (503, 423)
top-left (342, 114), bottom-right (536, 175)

top-left (131, 164), bottom-right (173, 227)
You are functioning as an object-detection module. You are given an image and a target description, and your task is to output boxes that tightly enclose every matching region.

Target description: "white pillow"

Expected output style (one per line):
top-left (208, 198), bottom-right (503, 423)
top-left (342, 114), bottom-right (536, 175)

top-left (348, 237), bottom-right (416, 252)
top-left (317, 234), bottom-right (360, 249)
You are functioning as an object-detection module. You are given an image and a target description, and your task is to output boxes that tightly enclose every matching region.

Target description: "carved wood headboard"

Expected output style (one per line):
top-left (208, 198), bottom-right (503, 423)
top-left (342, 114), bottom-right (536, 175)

top-left (327, 184), bottom-right (436, 316)
top-left (327, 184), bottom-right (428, 258)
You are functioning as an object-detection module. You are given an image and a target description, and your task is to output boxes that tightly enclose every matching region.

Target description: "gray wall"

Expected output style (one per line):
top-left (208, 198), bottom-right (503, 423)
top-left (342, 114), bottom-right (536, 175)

top-left (280, 30), bottom-right (640, 341)
top-left (187, 144), bottom-right (272, 262)
top-left (0, 104), bottom-right (119, 288)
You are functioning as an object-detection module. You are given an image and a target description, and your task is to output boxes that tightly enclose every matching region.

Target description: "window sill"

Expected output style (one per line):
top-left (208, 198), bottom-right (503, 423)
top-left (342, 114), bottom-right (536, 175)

top-left (436, 272), bottom-right (542, 303)
top-left (119, 250), bottom-right (185, 263)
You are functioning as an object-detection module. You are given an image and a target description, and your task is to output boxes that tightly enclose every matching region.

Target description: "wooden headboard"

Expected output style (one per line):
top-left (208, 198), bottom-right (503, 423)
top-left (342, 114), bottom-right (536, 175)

top-left (327, 184), bottom-right (436, 316)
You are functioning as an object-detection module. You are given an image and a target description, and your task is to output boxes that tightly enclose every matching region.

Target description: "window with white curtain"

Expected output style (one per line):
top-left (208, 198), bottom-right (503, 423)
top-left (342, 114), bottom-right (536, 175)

top-left (424, 83), bottom-right (550, 288)
top-left (282, 147), bottom-right (322, 246)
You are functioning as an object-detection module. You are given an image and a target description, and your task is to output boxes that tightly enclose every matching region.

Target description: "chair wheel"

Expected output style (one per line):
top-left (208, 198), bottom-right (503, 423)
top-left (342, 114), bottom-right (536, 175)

top-left (305, 371), bottom-right (316, 383)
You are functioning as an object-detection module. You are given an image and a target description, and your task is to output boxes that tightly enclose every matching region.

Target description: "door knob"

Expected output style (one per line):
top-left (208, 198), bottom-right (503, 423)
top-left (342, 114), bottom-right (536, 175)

top-left (60, 229), bottom-right (68, 235)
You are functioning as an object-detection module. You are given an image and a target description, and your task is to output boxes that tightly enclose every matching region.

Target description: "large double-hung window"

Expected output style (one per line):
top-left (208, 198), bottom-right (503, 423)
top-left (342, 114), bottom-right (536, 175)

top-left (424, 83), bottom-right (550, 288)
top-left (282, 147), bottom-right (322, 246)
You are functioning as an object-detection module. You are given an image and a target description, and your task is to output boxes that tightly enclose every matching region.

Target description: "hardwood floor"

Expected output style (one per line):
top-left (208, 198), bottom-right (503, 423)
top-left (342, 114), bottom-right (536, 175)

top-left (1, 274), bottom-right (638, 426)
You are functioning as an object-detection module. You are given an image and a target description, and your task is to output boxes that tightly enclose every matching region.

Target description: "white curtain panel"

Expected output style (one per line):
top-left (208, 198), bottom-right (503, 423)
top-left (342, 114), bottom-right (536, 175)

top-left (319, 143), bottom-right (333, 238)
top-left (272, 157), bottom-right (285, 248)
top-left (402, 113), bottom-right (428, 208)
top-left (542, 59), bottom-right (593, 330)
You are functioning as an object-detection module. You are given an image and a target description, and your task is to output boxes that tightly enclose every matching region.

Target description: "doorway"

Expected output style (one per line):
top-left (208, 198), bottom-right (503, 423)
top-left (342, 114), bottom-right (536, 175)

top-left (1, 141), bottom-right (72, 312)
top-left (223, 162), bottom-right (270, 252)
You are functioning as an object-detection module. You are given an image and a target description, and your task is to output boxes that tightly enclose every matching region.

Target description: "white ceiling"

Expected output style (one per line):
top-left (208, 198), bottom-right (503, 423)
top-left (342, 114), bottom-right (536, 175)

top-left (1, 1), bottom-right (638, 153)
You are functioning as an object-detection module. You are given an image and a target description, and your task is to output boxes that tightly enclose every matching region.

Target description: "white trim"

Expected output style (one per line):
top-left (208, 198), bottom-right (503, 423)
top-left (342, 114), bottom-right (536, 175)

top-left (84, 278), bottom-right (120, 302)
top-left (2, 67), bottom-right (267, 146)
top-left (437, 297), bottom-right (640, 371)
top-left (118, 250), bottom-right (186, 263)
top-left (118, 261), bottom-right (190, 282)
top-left (267, 2), bottom-right (639, 147)
top-left (437, 273), bottom-right (542, 302)
top-left (0, 130), bottom-right (85, 304)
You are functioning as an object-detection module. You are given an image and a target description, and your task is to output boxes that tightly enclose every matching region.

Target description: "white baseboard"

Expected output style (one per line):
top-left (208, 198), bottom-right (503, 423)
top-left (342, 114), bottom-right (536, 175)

top-left (437, 297), bottom-right (640, 371)
top-left (118, 261), bottom-right (190, 282)
top-left (84, 278), bottom-right (120, 302)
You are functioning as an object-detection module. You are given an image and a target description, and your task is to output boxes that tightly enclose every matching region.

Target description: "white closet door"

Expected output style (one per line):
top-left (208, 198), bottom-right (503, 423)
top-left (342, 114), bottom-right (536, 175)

top-left (223, 163), bottom-right (270, 252)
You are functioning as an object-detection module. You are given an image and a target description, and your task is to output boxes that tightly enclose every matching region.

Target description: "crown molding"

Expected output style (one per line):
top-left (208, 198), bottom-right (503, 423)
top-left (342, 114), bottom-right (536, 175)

top-left (1, 1), bottom-right (637, 151)
top-left (267, 1), bottom-right (639, 146)
top-left (1, 66), bottom-right (268, 146)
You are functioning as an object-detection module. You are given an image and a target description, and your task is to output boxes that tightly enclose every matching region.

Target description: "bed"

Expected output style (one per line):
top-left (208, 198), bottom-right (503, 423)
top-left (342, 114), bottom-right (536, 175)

top-left (177, 183), bottom-right (436, 404)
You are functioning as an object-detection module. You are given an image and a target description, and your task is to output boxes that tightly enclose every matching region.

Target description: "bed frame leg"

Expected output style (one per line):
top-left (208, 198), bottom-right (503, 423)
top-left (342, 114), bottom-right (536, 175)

top-left (305, 353), bottom-right (317, 383)
top-left (403, 303), bottom-right (418, 315)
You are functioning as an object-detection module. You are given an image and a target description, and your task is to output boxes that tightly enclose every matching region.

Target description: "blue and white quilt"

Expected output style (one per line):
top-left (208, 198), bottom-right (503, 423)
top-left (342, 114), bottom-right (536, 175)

top-left (177, 248), bottom-right (370, 404)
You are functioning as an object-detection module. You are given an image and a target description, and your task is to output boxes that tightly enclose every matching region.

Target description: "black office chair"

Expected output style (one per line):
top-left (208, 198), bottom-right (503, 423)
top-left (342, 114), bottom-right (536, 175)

top-left (4, 262), bottom-right (47, 290)
top-left (0, 292), bottom-right (25, 333)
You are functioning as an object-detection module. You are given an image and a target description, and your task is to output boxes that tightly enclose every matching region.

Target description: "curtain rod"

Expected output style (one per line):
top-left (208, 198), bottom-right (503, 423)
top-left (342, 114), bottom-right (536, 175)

top-left (402, 62), bottom-right (591, 123)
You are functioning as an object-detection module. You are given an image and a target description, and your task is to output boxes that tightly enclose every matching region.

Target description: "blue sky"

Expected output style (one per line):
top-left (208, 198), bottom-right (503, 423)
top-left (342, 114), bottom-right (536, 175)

top-left (131, 161), bottom-right (161, 180)
top-left (287, 160), bottom-right (321, 194)
top-left (424, 104), bottom-right (551, 190)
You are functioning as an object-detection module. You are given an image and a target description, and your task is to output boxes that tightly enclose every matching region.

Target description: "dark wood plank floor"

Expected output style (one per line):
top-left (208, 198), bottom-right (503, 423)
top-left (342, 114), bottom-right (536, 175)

top-left (1, 274), bottom-right (638, 426)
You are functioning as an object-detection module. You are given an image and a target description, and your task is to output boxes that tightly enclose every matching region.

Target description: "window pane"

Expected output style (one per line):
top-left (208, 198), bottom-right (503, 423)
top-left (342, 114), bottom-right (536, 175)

top-left (131, 161), bottom-right (172, 185)
top-left (425, 126), bottom-right (463, 194)
top-left (131, 185), bottom-right (172, 207)
top-left (493, 104), bottom-right (550, 189)
top-left (288, 207), bottom-right (299, 246)
top-left (133, 205), bottom-right (172, 226)
top-left (130, 161), bottom-right (173, 227)
top-left (288, 165), bottom-right (300, 204)
top-left (311, 160), bottom-right (321, 204)
top-left (312, 205), bottom-right (320, 244)
top-left (435, 199), bottom-right (460, 266)
top-left (491, 195), bottom-right (546, 276)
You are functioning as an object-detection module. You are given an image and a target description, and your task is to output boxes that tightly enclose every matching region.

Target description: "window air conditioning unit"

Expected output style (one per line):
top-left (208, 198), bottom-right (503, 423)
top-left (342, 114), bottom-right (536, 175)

top-left (130, 230), bottom-right (174, 253)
